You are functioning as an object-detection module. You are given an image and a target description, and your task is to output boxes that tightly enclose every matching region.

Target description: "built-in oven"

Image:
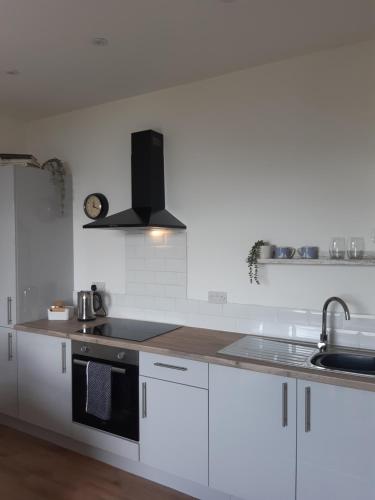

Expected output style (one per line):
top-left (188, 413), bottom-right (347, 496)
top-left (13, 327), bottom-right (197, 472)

top-left (72, 341), bottom-right (139, 441)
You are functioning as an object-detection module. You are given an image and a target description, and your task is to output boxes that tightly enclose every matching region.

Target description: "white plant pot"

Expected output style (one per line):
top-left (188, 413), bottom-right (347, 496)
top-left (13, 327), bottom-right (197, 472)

top-left (259, 245), bottom-right (272, 259)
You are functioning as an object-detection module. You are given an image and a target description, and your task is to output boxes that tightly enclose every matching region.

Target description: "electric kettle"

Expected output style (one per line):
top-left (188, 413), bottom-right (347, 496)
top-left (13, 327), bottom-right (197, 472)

top-left (77, 290), bottom-right (96, 321)
top-left (77, 286), bottom-right (107, 321)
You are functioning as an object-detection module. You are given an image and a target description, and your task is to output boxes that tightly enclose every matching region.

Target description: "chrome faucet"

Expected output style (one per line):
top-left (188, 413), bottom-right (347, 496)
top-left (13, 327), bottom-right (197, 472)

top-left (318, 296), bottom-right (351, 351)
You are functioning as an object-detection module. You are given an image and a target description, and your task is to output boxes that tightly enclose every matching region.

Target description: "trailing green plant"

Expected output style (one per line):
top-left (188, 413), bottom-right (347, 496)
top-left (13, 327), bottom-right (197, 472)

top-left (42, 158), bottom-right (66, 215)
top-left (246, 240), bottom-right (265, 285)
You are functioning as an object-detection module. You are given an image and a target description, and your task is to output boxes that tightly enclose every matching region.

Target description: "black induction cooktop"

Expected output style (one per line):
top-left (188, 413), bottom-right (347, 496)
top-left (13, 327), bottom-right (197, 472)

top-left (77, 318), bottom-right (180, 342)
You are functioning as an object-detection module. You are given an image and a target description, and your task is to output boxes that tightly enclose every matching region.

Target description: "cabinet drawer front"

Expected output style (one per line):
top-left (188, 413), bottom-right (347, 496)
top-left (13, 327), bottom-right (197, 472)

top-left (140, 352), bottom-right (208, 388)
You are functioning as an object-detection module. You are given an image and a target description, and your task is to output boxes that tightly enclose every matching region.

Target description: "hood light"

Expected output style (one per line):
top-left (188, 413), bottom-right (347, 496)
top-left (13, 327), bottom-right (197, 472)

top-left (150, 228), bottom-right (166, 238)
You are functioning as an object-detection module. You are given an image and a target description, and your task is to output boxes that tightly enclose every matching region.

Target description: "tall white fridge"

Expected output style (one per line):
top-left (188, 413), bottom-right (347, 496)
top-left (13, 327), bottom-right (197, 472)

top-left (0, 164), bottom-right (73, 326)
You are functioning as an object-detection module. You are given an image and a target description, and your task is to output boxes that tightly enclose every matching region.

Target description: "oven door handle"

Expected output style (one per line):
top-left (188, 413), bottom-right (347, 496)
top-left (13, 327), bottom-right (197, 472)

top-left (73, 358), bottom-right (126, 375)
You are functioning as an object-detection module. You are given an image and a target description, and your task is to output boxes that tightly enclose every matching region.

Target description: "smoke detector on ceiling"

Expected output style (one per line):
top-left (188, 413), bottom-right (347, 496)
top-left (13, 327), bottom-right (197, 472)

top-left (91, 37), bottom-right (109, 47)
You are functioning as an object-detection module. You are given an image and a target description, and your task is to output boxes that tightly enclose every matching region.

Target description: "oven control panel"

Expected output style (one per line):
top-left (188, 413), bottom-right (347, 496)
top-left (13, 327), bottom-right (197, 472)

top-left (72, 341), bottom-right (138, 366)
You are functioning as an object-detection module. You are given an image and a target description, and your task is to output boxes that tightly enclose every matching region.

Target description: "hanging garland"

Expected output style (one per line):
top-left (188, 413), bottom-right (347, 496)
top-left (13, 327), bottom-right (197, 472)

top-left (0, 156), bottom-right (66, 215)
top-left (41, 158), bottom-right (66, 215)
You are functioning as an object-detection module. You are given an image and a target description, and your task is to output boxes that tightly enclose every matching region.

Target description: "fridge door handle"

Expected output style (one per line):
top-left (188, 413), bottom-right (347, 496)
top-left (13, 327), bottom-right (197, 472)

top-left (7, 296), bottom-right (12, 325)
top-left (8, 332), bottom-right (13, 361)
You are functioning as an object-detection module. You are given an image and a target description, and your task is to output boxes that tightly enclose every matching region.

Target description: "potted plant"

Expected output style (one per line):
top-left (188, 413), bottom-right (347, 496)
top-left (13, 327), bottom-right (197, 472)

top-left (246, 240), bottom-right (270, 284)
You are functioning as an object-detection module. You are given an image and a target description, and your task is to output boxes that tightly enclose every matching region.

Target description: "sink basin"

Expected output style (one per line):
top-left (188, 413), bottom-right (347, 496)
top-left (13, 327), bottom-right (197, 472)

top-left (311, 352), bottom-right (375, 375)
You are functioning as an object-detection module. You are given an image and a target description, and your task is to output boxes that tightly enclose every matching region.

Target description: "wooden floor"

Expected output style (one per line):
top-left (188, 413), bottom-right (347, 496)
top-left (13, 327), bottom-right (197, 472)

top-left (0, 425), bottom-right (194, 500)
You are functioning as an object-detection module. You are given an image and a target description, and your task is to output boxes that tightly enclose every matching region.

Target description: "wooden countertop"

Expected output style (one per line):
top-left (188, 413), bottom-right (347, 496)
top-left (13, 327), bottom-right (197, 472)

top-left (16, 317), bottom-right (375, 393)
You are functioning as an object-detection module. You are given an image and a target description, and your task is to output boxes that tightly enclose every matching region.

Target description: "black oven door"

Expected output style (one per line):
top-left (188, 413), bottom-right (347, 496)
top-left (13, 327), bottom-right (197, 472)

top-left (72, 354), bottom-right (139, 441)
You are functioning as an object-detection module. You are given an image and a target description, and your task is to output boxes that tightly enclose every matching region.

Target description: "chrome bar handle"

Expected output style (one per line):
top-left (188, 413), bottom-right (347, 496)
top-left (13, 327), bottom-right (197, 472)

top-left (282, 382), bottom-right (288, 427)
top-left (142, 382), bottom-right (147, 418)
top-left (8, 332), bottom-right (13, 361)
top-left (153, 362), bottom-right (187, 372)
top-left (72, 358), bottom-right (126, 374)
top-left (7, 297), bottom-right (12, 325)
top-left (61, 342), bottom-right (67, 374)
top-left (305, 386), bottom-right (311, 432)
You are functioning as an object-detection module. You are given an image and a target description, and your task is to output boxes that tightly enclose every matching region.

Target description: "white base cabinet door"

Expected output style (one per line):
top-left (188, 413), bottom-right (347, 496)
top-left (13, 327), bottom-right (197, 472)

top-left (209, 364), bottom-right (296, 500)
top-left (18, 331), bottom-right (72, 437)
top-left (0, 328), bottom-right (17, 417)
top-left (297, 380), bottom-right (375, 500)
top-left (139, 376), bottom-right (208, 485)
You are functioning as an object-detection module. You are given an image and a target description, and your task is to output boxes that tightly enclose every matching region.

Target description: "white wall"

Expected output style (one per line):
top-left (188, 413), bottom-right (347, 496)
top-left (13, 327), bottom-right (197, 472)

top-left (0, 115), bottom-right (25, 151)
top-left (25, 40), bottom-right (375, 315)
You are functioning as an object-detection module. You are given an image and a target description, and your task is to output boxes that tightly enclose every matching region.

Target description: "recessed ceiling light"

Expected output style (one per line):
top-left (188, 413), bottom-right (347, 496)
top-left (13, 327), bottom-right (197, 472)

top-left (92, 37), bottom-right (109, 47)
top-left (5, 69), bottom-right (20, 76)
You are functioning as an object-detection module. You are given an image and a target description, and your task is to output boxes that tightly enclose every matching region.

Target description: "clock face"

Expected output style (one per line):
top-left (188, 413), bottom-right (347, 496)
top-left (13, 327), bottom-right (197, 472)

top-left (84, 193), bottom-right (109, 220)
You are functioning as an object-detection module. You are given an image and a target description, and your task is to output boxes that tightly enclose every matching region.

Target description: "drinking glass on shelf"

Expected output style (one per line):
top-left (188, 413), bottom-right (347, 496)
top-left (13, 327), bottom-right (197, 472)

top-left (347, 237), bottom-right (365, 260)
top-left (329, 237), bottom-right (346, 259)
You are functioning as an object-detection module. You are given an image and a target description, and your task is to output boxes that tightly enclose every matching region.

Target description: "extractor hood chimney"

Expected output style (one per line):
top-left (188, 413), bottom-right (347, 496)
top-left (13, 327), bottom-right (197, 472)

top-left (83, 130), bottom-right (186, 230)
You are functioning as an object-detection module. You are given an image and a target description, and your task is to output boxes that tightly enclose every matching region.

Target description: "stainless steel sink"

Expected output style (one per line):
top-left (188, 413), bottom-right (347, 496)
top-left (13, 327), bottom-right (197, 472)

top-left (219, 332), bottom-right (375, 378)
top-left (219, 335), bottom-right (317, 367)
top-left (310, 351), bottom-right (375, 375)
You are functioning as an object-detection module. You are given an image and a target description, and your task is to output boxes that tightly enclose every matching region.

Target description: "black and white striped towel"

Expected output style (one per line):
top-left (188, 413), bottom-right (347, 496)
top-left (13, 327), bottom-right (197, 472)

top-left (86, 361), bottom-right (112, 421)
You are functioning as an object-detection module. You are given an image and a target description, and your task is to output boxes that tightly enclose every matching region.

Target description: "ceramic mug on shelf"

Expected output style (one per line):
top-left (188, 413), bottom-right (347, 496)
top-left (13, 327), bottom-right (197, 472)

top-left (297, 246), bottom-right (319, 259)
top-left (274, 246), bottom-right (295, 259)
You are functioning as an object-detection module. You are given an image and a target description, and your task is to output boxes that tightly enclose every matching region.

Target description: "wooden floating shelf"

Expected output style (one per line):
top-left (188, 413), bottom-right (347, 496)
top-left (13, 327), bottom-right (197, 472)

top-left (258, 258), bottom-right (375, 266)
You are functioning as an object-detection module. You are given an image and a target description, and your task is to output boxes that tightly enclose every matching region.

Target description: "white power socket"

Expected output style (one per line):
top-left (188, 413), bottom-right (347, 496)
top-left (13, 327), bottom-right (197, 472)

top-left (208, 291), bottom-right (227, 304)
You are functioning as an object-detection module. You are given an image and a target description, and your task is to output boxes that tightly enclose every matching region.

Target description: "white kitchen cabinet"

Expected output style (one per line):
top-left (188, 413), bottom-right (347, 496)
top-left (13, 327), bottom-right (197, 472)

top-left (139, 353), bottom-right (208, 485)
top-left (0, 327), bottom-right (18, 417)
top-left (0, 165), bottom-right (73, 326)
top-left (209, 364), bottom-right (296, 500)
top-left (18, 331), bottom-right (72, 437)
top-left (297, 380), bottom-right (375, 500)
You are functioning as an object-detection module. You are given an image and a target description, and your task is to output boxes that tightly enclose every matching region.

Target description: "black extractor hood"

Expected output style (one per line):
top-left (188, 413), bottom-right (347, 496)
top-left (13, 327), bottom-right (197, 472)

top-left (83, 130), bottom-right (186, 230)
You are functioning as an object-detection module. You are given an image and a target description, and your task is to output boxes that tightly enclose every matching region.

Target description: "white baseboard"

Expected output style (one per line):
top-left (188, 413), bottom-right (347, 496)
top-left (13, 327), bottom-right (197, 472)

top-left (0, 414), bottom-right (229, 500)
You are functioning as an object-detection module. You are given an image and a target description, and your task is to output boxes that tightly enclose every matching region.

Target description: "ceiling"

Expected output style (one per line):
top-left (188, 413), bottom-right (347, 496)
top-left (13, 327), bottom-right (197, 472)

top-left (1, 0), bottom-right (374, 119)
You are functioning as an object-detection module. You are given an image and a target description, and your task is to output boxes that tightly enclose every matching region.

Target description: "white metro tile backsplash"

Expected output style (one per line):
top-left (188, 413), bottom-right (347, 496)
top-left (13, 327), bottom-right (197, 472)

top-left (97, 229), bottom-right (375, 350)
top-left (125, 230), bottom-right (187, 299)
top-left (107, 294), bottom-right (375, 349)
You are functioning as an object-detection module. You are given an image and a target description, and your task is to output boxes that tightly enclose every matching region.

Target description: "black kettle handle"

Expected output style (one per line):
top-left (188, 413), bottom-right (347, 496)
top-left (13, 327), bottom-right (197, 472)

top-left (91, 285), bottom-right (106, 315)
top-left (93, 291), bottom-right (102, 312)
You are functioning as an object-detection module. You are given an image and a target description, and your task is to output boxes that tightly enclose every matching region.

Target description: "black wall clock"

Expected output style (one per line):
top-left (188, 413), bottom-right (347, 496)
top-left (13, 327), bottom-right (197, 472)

top-left (83, 193), bottom-right (109, 220)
